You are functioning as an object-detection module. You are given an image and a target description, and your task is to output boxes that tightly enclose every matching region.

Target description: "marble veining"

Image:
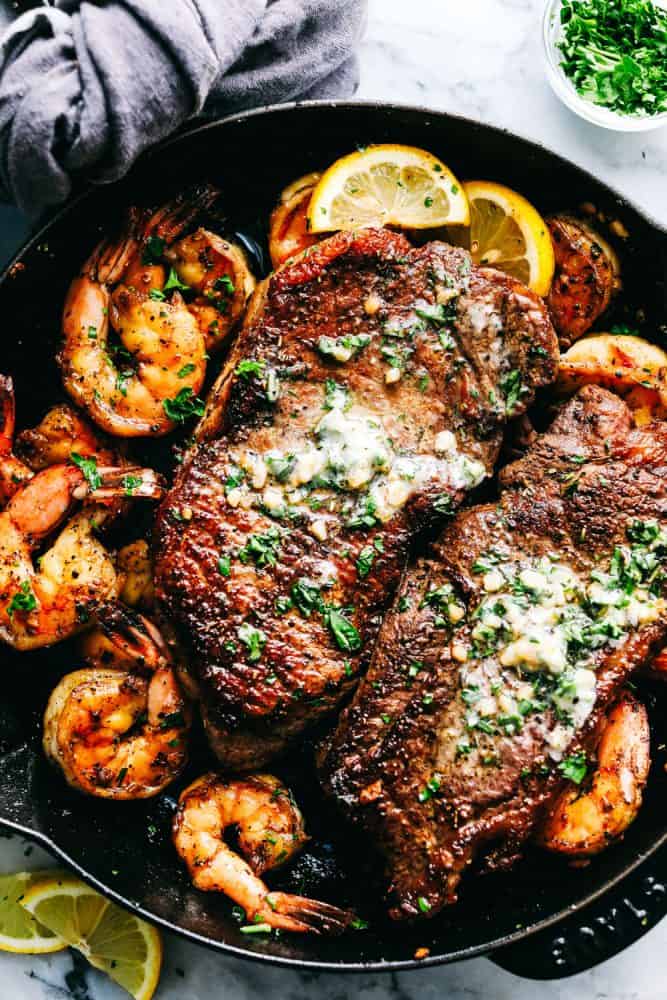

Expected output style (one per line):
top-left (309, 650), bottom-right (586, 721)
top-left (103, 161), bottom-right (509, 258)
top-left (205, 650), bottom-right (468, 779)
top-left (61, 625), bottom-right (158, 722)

top-left (0, 0), bottom-right (665, 997)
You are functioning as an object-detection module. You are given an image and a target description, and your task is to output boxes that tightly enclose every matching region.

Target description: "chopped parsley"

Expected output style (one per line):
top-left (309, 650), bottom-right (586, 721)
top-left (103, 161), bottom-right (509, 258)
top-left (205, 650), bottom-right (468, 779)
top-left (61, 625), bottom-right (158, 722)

top-left (122, 473), bottom-right (143, 496)
top-left (266, 454), bottom-right (295, 483)
top-left (177, 362), bottom-right (196, 379)
top-left (416, 301), bottom-right (457, 327)
top-left (317, 334), bottom-right (370, 360)
top-left (290, 578), bottom-right (325, 617)
top-left (356, 544), bottom-right (377, 578)
top-left (142, 235), bottom-right (166, 265)
top-left (433, 493), bottom-right (455, 516)
top-left (558, 751), bottom-right (588, 785)
top-left (235, 358), bottom-right (266, 380)
top-left (323, 378), bottom-right (350, 411)
top-left (420, 584), bottom-right (456, 613)
top-left (500, 369), bottom-right (527, 415)
top-left (346, 494), bottom-right (380, 530)
top-left (558, 0), bottom-right (667, 118)
top-left (115, 369), bottom-right (132, 397)
top-left (238, 622), bottom-right (266, 662)
top-left (418, 775), bottom-right (441, 803)
top-left (163, 267), bottom-right (190, 293)
top-left (325, 608), bottom-right (361, 653)
top-left (238, 528), bottom-right (281, 569)
top-left (225, 467), bottom-right (245, 491)
top-left (7, 580), bottom-right (37, 617)
top-left (70, 452), bottom-right (102, 491)
top-left (217, 556), bottom-right (231, 577)
top-left (163, 387), bottom-right (205, 423)
top-left (471, 549), bottom-right (503, 574)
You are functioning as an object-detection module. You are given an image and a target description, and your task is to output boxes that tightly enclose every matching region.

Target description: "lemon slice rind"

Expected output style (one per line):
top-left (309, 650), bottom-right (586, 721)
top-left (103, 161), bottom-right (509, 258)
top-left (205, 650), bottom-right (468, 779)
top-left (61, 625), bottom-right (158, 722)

top-left (450, 180), bottom-right (555, 297)
top-left (0, 871), bottom-right (68, 954)
top-left (308, 144), bottom-right (469, 233)
top-left (21, 874), bottom-right (162, 1000)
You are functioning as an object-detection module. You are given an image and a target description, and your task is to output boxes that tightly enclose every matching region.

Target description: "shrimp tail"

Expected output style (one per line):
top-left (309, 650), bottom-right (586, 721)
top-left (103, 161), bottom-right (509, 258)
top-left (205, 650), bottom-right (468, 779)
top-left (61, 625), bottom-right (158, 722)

top-left (92, 465), bottom-right (165, 501)
top-left (0, 374), bottom-right (32, 505)
top-left (97, 602), bottom-right (169, 673)
top-left (85, 185), bottom-right (220, 284)
top-left (0, 374), bottom-right (16, 456)
top-left (145, 184), bottom-right (220, 246)
top-left (86, 207), bottom-right (145, 284)
top-left (265, 892), bottom-right (355, 936)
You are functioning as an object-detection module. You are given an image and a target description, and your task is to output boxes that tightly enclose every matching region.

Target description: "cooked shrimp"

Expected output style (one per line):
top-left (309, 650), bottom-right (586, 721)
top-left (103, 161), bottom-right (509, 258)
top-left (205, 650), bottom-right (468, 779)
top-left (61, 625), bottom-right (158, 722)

top-left (117, 539), bottom-right (155, 610)
top-left (78, 625), bottom-right (136, 672)
top-left (173, 772), bottom-right (353, 934)
top-left (546, 215), bottom-right (620, 347)
top-left (60, 188), bottom-right (219, 437)
top-left (0, 375), bottom-right (33, 505)
top-left (164, 229), bottom-right (255, 353)
top-left (79, 540), bottom-right (155, 670)
top-left (16, 402), bottom-right (119, 471)
top-left (15, 400), bottom-right (132, 525)
top-left (80, 546), bottom-right (202, 700)
top-left (0, 462), bottom-right (163, 650)
top-left (44, 605), bottom-right (190, 799)
top-left (269, 173), bottom-right (322, 269)
top-left (557, 334), bottom-right (667, 425)
top-left (537, 690), bottom-right (650, 857)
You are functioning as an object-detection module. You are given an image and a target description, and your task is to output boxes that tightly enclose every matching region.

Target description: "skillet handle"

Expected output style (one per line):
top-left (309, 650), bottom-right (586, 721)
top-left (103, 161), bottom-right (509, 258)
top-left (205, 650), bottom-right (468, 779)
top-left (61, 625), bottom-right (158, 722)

top-left (490, 846), bottom-right (667, 979)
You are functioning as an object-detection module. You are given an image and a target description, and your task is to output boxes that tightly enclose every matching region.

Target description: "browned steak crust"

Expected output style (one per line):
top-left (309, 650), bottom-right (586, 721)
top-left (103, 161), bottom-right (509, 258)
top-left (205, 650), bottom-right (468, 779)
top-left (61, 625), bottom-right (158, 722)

top-left (319, 386), bottom-right (667, 919)
top-left (154, 228), bottom-right (558, 770)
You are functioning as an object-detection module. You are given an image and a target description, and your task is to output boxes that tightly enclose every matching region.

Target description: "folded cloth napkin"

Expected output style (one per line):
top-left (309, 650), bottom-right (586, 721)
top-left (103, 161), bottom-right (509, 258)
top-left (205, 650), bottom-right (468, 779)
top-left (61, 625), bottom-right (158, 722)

top-left (0, 0), bottom-right (366, 216)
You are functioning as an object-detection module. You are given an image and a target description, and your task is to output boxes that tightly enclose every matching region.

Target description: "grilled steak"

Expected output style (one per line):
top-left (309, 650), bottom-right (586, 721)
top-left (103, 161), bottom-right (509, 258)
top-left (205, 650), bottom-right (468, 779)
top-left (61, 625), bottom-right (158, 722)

top-left (154, 228), bottom-right (557, 770)
top-left (320, 385), bottom-right (667, 919)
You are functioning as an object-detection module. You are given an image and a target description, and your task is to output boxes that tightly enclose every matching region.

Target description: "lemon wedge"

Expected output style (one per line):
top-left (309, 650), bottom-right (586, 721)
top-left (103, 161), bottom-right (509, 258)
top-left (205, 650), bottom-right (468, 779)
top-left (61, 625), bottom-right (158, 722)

top-left (447, 180), bottom-right (555, 296)
top-left (0, 871), bottom-right (68, 953)
top-left (21, 874), bottom-right (162, 1000)
top-left (307, 144), bottom-right (469, 233)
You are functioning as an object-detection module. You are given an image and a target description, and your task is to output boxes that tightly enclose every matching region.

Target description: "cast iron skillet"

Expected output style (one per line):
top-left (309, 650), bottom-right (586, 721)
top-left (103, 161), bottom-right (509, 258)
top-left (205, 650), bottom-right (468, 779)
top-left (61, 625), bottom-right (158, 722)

top-left (0, 102), bottom-right (665, 979)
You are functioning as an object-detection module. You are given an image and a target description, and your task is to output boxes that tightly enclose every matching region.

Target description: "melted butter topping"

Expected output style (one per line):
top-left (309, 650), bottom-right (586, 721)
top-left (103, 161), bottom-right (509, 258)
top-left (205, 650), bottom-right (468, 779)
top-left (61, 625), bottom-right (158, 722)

top-left (449, 521), bottom-right (667, 762)
top-left (226, 384), bottom-right (486, 538)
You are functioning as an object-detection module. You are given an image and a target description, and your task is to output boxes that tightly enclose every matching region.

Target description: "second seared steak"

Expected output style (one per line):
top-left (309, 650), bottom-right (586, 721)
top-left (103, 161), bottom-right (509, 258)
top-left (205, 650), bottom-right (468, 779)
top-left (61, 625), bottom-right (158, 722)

top-left (320, 385), bottom-right (667, 919)
top-left (155, 228), bottom-right (557, 770)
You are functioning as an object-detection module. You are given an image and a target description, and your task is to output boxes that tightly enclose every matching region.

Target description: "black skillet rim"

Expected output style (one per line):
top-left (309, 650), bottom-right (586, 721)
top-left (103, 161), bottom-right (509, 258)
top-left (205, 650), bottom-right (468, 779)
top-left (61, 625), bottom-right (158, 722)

top-left (0, 98), bottom-right (665, 973)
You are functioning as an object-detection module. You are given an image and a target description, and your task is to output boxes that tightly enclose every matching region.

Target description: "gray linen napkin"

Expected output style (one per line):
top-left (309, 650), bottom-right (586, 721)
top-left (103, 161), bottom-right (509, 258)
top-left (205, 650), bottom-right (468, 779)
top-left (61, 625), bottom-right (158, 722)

top-left (0, 0), bottom-right (366, 216)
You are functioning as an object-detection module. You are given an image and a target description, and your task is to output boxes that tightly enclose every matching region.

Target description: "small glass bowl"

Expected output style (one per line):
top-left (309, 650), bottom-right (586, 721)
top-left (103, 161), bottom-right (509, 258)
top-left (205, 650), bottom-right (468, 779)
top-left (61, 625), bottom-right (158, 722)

top-left (542, 0), bottom-right (667, 132)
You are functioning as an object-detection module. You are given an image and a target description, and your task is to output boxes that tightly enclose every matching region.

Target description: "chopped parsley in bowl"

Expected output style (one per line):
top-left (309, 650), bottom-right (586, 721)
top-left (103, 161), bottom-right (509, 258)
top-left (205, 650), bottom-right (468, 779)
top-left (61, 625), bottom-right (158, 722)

top-left (543, 0), bottom-right (667, 131)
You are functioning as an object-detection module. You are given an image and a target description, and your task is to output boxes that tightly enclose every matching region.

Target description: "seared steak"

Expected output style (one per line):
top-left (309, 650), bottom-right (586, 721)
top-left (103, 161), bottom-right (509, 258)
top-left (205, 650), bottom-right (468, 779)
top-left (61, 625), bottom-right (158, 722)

top-left (154, 228), bottom-right (557, 770)
top-left (320, 385), bottom-right (667, 919)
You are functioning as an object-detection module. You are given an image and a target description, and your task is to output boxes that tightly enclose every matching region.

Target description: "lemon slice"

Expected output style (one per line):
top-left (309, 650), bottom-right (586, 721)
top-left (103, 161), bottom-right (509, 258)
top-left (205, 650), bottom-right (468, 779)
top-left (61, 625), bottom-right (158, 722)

top-left (0, 871), bottom-right (67, 953)
top-left (21, 874), bottom-right (162, 1000)
top-left (447, 180), bottom-right (555, 296)
top-left (307, 144), bottom-right (469, 233)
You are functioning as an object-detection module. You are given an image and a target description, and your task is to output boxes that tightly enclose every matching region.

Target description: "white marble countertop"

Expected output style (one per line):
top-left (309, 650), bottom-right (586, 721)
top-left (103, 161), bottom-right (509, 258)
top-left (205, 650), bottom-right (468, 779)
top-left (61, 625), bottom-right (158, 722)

top-left (0, 1), bottom-right (666, 998)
